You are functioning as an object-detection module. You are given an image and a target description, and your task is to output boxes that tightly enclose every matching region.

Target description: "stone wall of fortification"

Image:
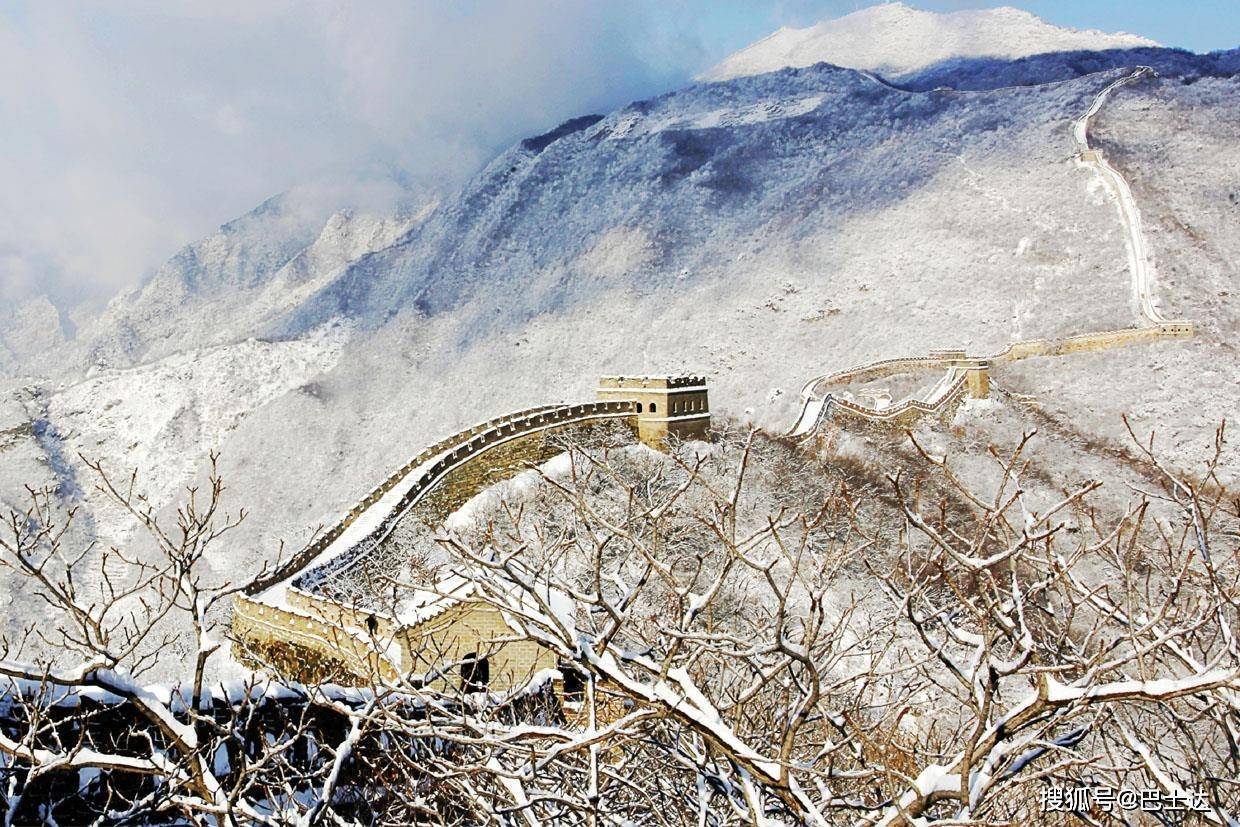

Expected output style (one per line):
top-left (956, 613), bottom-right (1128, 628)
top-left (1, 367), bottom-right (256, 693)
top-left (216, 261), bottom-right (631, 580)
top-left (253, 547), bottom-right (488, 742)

top-left (413, 416), bottom-right (636, 524)
top-left (246, 404), bottom-right (566, 596)
top-left (987, 325), bottom-right (1191, 363)
top-left (232, 597), bottom-right (397, 684)
top-left (234, 593), bottom-right (557, 690)
top-left (824, 370), bottom-right (971, 434)
top-left (400, 603), bottom-right (558, 693)
top-left (793, 323), bottom-right (1194, 436)
top-left (233, 403), bottom-right (641, 685)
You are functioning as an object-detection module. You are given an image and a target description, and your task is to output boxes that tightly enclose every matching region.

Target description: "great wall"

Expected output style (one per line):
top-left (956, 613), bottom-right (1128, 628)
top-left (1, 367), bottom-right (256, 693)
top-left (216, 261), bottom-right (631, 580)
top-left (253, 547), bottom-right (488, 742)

top-left (787, 322), bottom-right (1194, 436)
top-left (232, 377), bottom-right (711, 686)
top-left (231, 67), bottom-right (1194, 690)
top-left (789, 66), bottom-right (1194, 438)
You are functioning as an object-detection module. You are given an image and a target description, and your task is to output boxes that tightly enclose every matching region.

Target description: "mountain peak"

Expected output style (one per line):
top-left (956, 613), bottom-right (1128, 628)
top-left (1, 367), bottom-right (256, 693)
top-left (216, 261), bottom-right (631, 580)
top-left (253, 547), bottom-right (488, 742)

top-left (697, 3), bottom-right (1159, 82)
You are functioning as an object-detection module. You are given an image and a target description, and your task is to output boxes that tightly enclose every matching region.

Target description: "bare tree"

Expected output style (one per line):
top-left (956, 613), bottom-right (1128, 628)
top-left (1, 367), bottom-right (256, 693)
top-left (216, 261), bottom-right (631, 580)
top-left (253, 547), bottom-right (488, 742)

top-left (1, 425), bottom-right (1237, 825)
top-left (0, 453), bottom-right (303, 824)
top-left (423, 424), bottom-right (1240, 825)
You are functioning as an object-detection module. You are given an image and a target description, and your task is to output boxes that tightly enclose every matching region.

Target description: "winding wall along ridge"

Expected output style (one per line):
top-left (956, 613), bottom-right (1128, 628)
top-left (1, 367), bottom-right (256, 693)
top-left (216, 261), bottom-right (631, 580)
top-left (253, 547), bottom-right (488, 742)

top-left (294, 400), bottom-right (638, 591)
top-left (789, 67), bottom-right (1194, 438)
top-left (1073, 66), bottom-right (1167, 326)
top-left (246, 403), bottom-right (564, 595)
top-left (234, 400), bottom-right (640, 678)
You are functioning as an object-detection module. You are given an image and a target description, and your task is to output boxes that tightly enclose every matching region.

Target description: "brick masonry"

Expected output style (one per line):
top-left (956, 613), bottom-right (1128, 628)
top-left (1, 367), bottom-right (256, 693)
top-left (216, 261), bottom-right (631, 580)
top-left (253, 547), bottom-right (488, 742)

top-left (232, 381), bottom-right (710, 689)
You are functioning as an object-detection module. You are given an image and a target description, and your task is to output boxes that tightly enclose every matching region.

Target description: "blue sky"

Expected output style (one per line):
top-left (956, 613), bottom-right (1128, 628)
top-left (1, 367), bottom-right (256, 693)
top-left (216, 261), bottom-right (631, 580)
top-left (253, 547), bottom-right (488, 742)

top-left (1, 1), bottom-right (1235, 310)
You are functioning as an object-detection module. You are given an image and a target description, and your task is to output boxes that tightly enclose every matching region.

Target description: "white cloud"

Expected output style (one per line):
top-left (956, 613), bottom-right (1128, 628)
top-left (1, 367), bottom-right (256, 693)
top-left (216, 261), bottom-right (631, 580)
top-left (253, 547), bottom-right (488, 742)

top-left (0, 1), bottom-right (709, 310)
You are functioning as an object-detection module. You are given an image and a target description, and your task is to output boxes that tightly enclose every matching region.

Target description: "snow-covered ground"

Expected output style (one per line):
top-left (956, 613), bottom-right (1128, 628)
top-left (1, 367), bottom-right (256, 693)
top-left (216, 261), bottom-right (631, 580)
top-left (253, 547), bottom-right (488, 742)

top-left (8, 178), bottom-right (433, 379)
top-left (1073, 67), bottom-right (1169, 324)
top-left (1, 64), bottom-right (1219, 568)
top-left (41, 325), bottom-right (350, 552)
top-left (993, 69), bottom-right (1240, 487)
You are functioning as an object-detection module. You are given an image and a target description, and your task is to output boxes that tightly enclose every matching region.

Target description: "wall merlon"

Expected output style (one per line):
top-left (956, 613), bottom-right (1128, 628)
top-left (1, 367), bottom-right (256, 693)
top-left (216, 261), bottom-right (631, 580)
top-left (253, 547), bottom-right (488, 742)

top-left (795, 321), bottom-right (1195, 439)
top-left (599, 375), bottom-right (706, 390)
top-left (234, 382), bottom-right (704, 687)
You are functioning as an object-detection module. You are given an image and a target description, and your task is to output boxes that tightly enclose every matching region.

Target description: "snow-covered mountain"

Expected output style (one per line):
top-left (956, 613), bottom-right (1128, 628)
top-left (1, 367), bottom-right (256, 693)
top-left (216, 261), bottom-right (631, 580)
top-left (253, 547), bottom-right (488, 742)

top-left (1, 8), bottom-right (1236, 674)
top-left (43, 177), bottom-right (436, 376)
top-left (0, 297), bottom-right (67, 376)
top-left (698, 3), bottom-right (1158, 82)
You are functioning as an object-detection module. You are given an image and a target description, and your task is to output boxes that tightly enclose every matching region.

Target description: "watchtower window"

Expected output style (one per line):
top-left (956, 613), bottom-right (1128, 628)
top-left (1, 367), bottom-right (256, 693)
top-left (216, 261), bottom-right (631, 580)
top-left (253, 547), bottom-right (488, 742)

top-left (558, 659), bottom-right (585, 703)
top-left (636, 403), bottom-right (643, 413)
top-left (650, 403), bottom-right (657, 413)
top-left (461, 653), bottom-right (491, 692)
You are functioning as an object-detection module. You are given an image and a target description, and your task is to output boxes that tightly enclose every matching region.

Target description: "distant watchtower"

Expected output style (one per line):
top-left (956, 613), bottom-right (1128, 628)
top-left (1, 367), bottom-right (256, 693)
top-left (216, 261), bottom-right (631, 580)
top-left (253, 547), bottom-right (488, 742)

top-left (597, 375), bottom-right (711, 448)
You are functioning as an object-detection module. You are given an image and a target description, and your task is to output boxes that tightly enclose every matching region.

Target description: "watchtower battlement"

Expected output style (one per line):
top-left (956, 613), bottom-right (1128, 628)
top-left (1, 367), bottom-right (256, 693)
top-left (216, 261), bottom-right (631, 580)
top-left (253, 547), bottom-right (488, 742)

top-left (1157, 321), bottom-right (1194, 337)
top-left (598, 375), bottom-right (707, 390)
top-left (597, 375), bottom-right (710, 448)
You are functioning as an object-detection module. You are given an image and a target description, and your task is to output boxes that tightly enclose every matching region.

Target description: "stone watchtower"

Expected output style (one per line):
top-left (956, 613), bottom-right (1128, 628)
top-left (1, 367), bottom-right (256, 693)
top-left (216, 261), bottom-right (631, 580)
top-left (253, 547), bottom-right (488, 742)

top-left (929, 348), bottom-right (990, 399)
top-left (597, 375), bottom-right (711, 448)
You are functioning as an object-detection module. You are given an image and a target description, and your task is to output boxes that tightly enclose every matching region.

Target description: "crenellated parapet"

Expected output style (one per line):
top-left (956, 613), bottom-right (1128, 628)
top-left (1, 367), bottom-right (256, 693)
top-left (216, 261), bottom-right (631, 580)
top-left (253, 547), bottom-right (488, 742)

top-left (245, 403), bottom-right (567, 596)
top-left (293, 400), bottom-right (640, 594)
top-left (598, 375), bottom-right (707, 390)
top-left (789, 322), bottom-right (1195, 438)
top-left (233, 377), bottom-right (711, 687)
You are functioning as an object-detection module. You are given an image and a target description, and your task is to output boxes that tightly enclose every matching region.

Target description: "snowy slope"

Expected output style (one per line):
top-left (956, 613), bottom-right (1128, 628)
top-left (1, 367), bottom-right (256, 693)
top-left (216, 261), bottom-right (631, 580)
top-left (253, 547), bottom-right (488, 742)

top-left (45, 326), bottom-right (349, 543)
top-left (14, 177), bottom-right (434, 379)
top-left (0, 297), bottom-right (67, 376)
top-left (0, 63), bottom-right (1117, 546)
top-left (698, 3), bottom-right (1157, 82)
top-left (264, 65), bottom-right (1135, 348)
top-left (1, 45), bottom-right (1236, 677)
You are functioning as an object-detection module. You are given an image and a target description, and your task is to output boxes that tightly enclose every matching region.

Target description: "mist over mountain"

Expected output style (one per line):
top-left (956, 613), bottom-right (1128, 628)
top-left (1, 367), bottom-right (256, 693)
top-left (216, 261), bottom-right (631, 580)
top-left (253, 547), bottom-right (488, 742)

top-left (1, 6), bottom-right (1237, 677)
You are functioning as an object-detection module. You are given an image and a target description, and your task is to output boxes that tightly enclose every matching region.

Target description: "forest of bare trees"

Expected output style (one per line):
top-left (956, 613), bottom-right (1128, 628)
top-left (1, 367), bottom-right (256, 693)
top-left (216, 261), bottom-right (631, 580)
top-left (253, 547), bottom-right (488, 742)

top-left (1, 423), bottom-right (1237, 825)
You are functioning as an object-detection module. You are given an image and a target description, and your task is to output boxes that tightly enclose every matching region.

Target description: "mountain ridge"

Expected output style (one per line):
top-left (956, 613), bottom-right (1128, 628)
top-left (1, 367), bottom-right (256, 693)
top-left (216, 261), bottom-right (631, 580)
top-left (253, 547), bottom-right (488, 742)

top-left (11, 43), bottom-right (1235, 383)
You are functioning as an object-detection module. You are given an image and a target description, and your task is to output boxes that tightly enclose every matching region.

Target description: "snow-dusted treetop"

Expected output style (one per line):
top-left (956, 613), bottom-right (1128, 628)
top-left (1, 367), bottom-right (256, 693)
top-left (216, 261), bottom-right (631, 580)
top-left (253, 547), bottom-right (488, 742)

top-left (697, 2), bottom-right (1158, 82)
